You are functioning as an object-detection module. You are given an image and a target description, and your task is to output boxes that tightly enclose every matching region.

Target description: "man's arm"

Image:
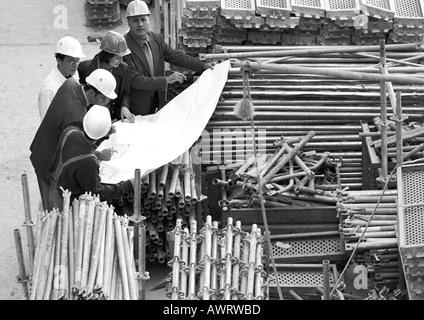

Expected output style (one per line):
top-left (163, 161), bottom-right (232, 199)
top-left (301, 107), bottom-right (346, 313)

top-left (123, 53), bottom-right (167, 91)
top-left (76, 158), bottom-right (133, 202)
top-left (38, 88), bottom-right (55, 121)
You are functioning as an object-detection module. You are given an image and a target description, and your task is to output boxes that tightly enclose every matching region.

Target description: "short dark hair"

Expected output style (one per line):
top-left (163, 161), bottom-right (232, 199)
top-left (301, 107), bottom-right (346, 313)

top-left (98, 50), bottom-right (116, 64)
top-left (55, 53), bottom-right (66, 61)
top-left (83, 84), bottom-right (102, 96)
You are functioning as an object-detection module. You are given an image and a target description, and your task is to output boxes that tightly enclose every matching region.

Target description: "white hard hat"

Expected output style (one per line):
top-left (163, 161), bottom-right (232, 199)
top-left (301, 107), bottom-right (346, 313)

top-left (85, 69), bottom-right (118, 100)
top-left (100, 31), bottom-right (131, 57)
top-left (55, 36), bottom-right (86, 59)
top-left (126, 0), bottom-right (151, 17)
top-left (83, 105), bottom-right (112, 140)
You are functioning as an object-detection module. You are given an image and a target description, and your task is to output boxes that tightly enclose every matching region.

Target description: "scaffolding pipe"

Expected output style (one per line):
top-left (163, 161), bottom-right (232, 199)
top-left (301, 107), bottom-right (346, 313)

top-left (21, 173), bottom-right (35, 272)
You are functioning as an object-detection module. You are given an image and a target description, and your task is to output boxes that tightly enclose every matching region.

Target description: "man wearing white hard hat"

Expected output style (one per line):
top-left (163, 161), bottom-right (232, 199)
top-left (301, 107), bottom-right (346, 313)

top-left (30, 68), bottom-right (118, 211)
top-left (123, 0), bottom-right (214, 117)
top-left (38, 36), bottom-right (86, 121)
top-left (78, 31), bottom-right (135, 122)
top-left (47, 105), bottom-right (134, 209)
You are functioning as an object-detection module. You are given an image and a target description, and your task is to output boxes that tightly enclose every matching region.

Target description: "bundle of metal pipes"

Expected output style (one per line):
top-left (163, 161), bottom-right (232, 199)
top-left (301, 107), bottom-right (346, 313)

top-left (339, 189), bottom-right (401, 291)
top-left (29, 191), bottom-right (141, 300)
top-left (211, 131), bottom-right (341, 210)
top-left (166, 216), bottom-right (267, 300)
top-left (112, 150), bottom-right (203, 264)
top-left (200, 43), bottom-right (424, 191)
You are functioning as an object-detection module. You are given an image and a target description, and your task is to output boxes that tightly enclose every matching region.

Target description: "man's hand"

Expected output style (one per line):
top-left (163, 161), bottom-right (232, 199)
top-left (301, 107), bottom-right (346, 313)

top-left (203, 61), bottom-right (216, 71)
top-left (107, 125), bottom-right (116, 136)
top-left (97, 147), bottom-right (118, 161)
top-left (121, 106), bottom-right (135, 123)
top-left (166, 71), bottom-right (187, 84)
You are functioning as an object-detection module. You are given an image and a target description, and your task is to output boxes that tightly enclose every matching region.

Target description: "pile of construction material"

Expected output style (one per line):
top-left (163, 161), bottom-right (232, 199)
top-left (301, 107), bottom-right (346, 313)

top-left (85, 0), bottom-right (122, 28)
top-left (29, 192), bottom-right (142, 300)
top-left (201, 43), bottom-right (424, 190)
top-left (111, 150), bottom-right (204, 264)
top-left (175, 0), bottom-right (424, 53)
top-left (339, 189), bottom-right (401, 293)
top-left (166, 216), bottom-right (268, 300)
top-left (210, 131), bottom-right (340, 210)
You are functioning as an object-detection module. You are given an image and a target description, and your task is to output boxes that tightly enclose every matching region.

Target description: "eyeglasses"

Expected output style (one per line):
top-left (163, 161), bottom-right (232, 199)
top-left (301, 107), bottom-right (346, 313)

top-left (64, 58), bottom-right (80, 66)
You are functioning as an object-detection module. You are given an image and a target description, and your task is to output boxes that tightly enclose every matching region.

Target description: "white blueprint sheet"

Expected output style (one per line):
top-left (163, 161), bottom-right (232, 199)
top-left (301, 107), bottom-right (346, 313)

top-left (98, 60), bottom-right (230, 184)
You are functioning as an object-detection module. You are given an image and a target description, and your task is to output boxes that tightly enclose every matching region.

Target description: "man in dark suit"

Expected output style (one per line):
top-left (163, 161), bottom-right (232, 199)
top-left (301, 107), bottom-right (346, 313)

top-left (123, 0), bottom-right (214, 118)
top-left (30, 69), bottom-right (118, 210)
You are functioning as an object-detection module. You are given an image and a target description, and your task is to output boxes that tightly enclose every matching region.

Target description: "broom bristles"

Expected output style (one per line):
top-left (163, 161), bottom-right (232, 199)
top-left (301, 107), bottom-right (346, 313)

top-left (234, 97), bottom-right (255, 121)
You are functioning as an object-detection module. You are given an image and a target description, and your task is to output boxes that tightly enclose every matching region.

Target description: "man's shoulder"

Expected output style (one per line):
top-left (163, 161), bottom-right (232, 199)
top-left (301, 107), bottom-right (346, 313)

top-left (40, 68), bottom-right (64, 91)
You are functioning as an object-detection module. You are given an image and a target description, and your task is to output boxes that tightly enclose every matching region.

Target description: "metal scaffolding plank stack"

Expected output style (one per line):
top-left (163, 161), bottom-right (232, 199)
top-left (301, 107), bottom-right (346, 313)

top-left (291, 0), bottom-right (326, 18)
top-left (324, 0), bottom-right (361, 20)
top-left (396, 162), bottom-right (424, 300)
top-left (85, 0), bottom-right (121, 27)
top-left (360, 0), bottom-right (396, 20)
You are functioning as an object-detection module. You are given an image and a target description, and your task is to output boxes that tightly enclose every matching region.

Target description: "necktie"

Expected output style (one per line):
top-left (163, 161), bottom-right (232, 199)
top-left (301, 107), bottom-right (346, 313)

top-left (142, 40), bottom-right (155, 76)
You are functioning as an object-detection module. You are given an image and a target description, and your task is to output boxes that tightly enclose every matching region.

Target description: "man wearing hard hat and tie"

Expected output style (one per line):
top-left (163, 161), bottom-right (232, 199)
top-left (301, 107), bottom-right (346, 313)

top-left (123, 0), bottom-right (214, 118)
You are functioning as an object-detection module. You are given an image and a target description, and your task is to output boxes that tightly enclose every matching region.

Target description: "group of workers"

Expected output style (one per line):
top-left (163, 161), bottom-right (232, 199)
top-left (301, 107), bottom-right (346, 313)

top-left (30, 0), bottom-right (214, 211)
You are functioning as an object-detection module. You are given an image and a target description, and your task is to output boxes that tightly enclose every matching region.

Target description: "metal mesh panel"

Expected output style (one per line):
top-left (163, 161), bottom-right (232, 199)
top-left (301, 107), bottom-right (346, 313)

top-left (327, 0), bottom-right (357, 10)
top-left (402, 170), bottom-right (424, 205)
top-left (363, 0), bottom-right (391, 10)
top-left (394, 0), bottom-right (423, 17)
top-left (258, 0), bottom-right (289, 8)
top-left (272, 239), bottom-right (341, 257)
top-left (223, 0), bottom-right (255, 9)
top-left (404, 207), bottom-right (424, 246)
top-left (269, 270), bottom-right (335, 287)
top-left (293, 0), bottom-right (322, 6)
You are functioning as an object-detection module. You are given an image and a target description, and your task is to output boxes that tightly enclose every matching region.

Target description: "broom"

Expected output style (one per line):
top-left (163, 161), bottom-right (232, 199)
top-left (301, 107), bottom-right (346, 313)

top-left (234, 63), bottom-right (284, 300)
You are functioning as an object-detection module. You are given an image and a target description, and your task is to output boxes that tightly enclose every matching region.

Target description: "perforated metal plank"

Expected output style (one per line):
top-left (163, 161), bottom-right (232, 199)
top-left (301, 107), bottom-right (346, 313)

top-left (324, 0), bottom-right (361, 20)
top-left (361, 0), bottom-right (395, 20)
top-left (220, 0), bottom-right (257, 19)
top-left (397, 163), bottom-right (424, 248)
top-left (255, 0), bottom-right (292, 18)
top-left (271, 237), bottom-right (344, 263)
top-left (392, 0), bottom-right (424, 27)
top-left (268, 263), bottom-right (338, 293)
top-left (290, 0), bottom-right (326, 18)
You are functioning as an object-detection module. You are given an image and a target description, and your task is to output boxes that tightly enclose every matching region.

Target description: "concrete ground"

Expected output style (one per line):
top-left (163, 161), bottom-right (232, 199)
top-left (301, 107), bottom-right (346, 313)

top-left (0, 0), bottom-right (169, 300)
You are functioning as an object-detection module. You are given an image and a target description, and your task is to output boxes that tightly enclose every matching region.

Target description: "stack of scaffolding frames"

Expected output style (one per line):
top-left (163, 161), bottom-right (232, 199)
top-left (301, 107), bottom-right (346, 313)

top-left (255, 0), bottom-right (293, 18)
top-left (323, 0), bottom-right (361, 21)
top-left (396, 162), bottom-right (424, 300)
top-left (392, 0), bottom-right (424, 26)
top-left (291, 0), bottom-right (326, 18)
top-left (220, 0), bottom-right (257, 19)
top-left (360, 0), bottom-right (396, 20)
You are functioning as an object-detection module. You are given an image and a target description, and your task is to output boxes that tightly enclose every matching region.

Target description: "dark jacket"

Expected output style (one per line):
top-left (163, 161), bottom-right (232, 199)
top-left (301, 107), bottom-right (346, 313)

top-left (78, 54), bottom-right (131, 121)
top-left (48, 127), bottom-right (133, 203)
top-left (30, 77), bottom-right (88, 185)
top-left (123, 31), bottom-right (205, 116)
